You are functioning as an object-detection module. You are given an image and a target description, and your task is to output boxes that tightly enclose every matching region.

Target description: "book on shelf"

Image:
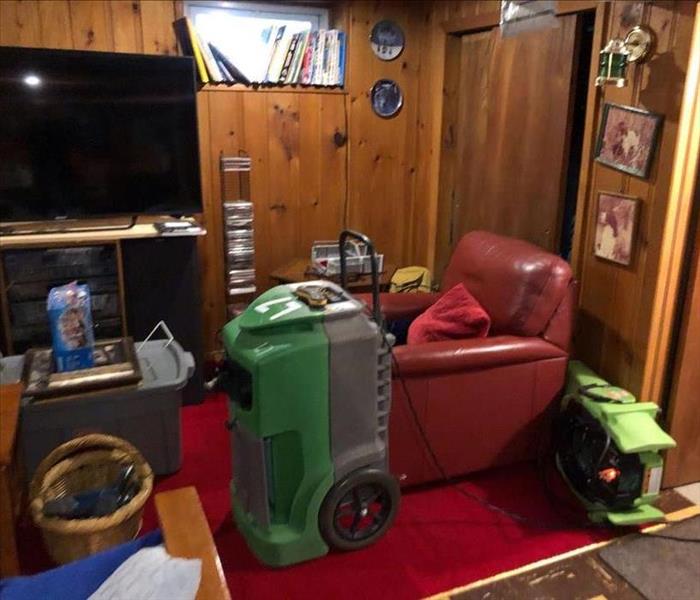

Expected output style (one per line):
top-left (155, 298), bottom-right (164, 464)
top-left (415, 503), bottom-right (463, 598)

top-left (174, 18), bottom-right (347, 88)
top-left (173, 17), bottom-right (209, 84)
top-left (194, 27), bottom-right (223, 82)
top-left (300, 31), bottom-right (316, 85)
top-left (209, 43), bottom-right (251, 85)
top-left (265, 26), bottom-right (289, 83)
top-left (279, 32), bottom-right (301, 83)
top-left (173, 16), bottom-right (250, 85)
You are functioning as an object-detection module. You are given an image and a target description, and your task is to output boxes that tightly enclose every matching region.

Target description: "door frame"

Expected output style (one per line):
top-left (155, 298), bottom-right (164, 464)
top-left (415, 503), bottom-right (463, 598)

top-left (430, 1), bottom-right (606, 276)
top-left (642, 6), bottom-right (700, 405)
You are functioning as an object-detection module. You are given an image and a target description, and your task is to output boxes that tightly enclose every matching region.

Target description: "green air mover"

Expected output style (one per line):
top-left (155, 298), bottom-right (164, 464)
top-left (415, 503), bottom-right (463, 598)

top-left (555, 361), bottom-right (676, 526)
top-left (220, 231), bottom-right (399, 567)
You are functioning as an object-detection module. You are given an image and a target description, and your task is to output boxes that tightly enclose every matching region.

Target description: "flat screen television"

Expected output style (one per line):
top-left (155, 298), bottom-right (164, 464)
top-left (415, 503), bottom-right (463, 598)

top-left (0, 47), bottom-right (202, 223)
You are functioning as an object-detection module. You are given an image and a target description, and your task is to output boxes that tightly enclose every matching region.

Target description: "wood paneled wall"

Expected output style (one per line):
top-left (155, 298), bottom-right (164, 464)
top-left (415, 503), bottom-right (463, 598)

top-left (198, 88), bottom-right (347, 349)
top-left (0, 0), bottom-right (178, 54)
top-left (343, 1), bottom-right (429, 266)
top-left (573, 1), bottom-right (696, 395)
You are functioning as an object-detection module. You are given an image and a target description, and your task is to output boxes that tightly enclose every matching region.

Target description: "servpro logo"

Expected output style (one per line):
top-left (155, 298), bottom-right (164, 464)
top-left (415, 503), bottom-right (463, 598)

top-left (254, 297), bottom-right (303, 321)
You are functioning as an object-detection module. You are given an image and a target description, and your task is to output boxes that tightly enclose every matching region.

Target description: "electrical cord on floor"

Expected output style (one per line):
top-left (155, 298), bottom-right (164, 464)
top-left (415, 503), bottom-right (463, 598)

top-left (382, 330), bottom-right (570, 530)
top-left (641, 531), bottom-right (700, 543)
top-left (381, 330), bottom-right (700, 540)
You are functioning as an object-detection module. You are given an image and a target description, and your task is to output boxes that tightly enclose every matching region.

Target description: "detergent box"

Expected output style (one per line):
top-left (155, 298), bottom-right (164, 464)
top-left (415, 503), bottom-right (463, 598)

top-left (47, 282), bottom-right (95, 372)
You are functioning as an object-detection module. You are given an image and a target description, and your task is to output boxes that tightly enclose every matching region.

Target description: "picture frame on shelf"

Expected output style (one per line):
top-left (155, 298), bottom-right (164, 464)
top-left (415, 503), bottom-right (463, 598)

top-left (594, 103), bottom-right (663, 179)
top-left (594, 191), bottom-right (640, 266)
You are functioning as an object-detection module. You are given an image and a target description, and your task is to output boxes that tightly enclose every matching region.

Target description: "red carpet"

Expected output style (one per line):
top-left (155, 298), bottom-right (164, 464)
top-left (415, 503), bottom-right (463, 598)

top-left (19, 394), bottom-right (615, 598)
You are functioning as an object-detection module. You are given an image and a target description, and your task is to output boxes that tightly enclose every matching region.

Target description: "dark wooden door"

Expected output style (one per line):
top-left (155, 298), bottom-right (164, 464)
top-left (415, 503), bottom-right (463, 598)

top-left (437, 14), bottom-right (579, 273)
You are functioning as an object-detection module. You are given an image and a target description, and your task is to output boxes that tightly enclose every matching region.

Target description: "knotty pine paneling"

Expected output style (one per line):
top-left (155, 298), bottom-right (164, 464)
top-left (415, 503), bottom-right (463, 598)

top-left (575, 0), bottom-right (696, 395)
top-left (0, 0), bottom-right (176, 55)
top-left (344, 1), bottom-right (428, 267)
top-left (203, 90), bottom-right (347, 340)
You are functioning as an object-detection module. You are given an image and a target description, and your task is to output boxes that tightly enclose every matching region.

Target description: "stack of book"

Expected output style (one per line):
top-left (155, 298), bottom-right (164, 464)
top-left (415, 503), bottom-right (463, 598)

top-left (260, 27), bottom-right (346, 87)
top-left (173, 17), bottom-right (345, 87)
top-left (173, 17), bottom-right (251, 85)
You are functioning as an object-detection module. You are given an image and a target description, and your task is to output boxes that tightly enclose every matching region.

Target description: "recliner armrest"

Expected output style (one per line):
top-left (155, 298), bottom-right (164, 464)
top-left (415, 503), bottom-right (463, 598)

top-left (392, 335), bottom-right (567, 377)
top-left (353, 292), bottom-right (442, 322)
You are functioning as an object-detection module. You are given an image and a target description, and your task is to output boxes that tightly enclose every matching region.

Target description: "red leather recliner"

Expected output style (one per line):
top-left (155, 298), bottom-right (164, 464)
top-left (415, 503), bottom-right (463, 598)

top-left (366, 231), bottom-right (577, 487)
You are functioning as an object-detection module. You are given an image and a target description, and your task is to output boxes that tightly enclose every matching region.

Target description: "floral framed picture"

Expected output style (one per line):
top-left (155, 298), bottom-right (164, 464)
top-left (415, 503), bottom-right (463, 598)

top-left (594, 103), bottom-right (663, 179)
top-left (594, 192), bottom-right (639, 266)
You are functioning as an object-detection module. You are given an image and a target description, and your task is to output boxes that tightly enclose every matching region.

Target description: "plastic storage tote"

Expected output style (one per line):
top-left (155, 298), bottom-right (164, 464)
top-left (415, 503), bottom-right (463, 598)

top-left (0, 339), bottom-right (194, 479)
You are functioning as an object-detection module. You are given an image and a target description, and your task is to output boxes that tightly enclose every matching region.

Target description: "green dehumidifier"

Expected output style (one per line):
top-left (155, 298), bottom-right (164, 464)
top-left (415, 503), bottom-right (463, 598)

top-left (220, 231), bottom-right (400, 567)
top-left (555, 361), bottom-right (676, 526)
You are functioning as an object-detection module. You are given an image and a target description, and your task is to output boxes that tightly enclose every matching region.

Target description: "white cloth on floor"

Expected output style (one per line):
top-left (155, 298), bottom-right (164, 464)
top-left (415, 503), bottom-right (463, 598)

top-left (88, 545), bottom-right (202, 600)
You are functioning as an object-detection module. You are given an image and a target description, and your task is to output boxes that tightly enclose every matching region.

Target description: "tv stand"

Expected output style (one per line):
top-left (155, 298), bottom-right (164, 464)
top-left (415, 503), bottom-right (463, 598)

top-left (0, 221), bottom-right (206, 404)
top-left (0, 216), bottom-right (138, 237)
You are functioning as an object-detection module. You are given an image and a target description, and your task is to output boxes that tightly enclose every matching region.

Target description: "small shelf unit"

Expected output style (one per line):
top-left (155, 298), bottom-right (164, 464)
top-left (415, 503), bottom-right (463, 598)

top-left (220, 155), bottom-right (255, 320)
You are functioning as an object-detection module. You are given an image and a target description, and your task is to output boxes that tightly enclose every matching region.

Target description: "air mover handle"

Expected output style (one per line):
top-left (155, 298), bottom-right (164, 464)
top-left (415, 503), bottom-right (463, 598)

top-left (339, 230), bottom-right (382, 326)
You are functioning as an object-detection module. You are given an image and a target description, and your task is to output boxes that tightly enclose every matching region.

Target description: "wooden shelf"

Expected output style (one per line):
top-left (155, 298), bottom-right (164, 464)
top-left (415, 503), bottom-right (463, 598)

top-left (200, 83), bottom-right (346, 95)
top-left (0, 217), bottom-right (205, 248)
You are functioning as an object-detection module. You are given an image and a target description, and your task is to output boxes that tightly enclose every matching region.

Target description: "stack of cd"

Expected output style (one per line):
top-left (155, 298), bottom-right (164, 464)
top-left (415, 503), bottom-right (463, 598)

top-left (224, 201), bottom-right (255, 309)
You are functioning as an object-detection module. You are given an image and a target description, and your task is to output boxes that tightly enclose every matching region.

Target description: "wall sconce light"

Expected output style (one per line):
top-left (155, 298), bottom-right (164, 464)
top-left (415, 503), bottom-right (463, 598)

top-left (595, 26), bottom-right (655, 88)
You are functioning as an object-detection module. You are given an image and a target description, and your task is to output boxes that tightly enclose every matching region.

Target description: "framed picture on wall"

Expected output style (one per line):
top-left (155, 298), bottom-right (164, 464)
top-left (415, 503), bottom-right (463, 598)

top-left (594, 191), bottom-right (640, 266)
top-left (594, 103), bottom-right (663, 179)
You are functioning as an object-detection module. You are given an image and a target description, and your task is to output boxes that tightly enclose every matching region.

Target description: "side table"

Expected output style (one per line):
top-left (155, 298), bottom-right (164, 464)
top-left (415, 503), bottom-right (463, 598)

top-left (0, 383), bottom-right (23, 576)
top-left (270, 258), bottom-right (396, 294)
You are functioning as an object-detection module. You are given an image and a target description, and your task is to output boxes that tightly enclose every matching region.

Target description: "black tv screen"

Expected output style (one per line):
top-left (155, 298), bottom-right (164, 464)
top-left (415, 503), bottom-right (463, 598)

top-left (0, 47), bottom-right (202, 222)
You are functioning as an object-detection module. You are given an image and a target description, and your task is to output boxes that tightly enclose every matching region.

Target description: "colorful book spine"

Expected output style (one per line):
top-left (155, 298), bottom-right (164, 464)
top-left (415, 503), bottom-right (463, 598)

top-left (183, 18), bottom-right (209, 84)
top-left (288, 31), bottom-right (309, 84)
top-left (312, 29), bottom-right (326, 85)
top-left (301, 31), bottom-right (317, 85)
top-left (337, 31), bottom-right (346, 87)
top-left (279, 32), bottom-right (300, 83)
top-left (322, 30), bottom-right (331, 86)
top-left (195, 29), bottom-right (223, 82)
top-left (264, 26), bottom-right (287, 83)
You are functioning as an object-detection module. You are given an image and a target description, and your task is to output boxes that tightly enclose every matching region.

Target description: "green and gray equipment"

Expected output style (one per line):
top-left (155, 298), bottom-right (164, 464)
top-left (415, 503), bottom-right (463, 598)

top-left (220, 231), bottom-right (399, 567)
top-left (555, 361), bottom-right (676, 526)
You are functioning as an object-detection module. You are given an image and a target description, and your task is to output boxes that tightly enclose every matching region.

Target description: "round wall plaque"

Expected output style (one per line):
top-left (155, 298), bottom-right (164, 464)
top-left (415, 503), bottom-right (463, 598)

top-left (370, 20), bottom-right (405, 61)
top-left (370, 79), bottom-right (403, 119)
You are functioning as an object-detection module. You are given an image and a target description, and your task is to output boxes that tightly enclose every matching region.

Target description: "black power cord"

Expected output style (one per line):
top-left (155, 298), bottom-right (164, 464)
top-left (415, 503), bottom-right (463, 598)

top-left (383, 331), bottom-right (571, 530)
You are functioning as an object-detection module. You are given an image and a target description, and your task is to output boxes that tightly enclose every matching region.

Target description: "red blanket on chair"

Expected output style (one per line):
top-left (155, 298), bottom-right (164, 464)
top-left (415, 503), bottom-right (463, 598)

top-left (407, 283), bottom-right (491, 344)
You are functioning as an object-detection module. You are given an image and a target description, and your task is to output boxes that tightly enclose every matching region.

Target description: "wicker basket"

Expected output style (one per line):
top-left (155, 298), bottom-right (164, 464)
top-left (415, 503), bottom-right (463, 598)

top-left (29, 433), bottom-right (154, 565)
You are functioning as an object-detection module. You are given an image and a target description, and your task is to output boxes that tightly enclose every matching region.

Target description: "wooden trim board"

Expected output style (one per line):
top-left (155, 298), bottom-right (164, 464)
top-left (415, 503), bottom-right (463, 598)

top-left (201, 84), bottom-right (347, 95)
top-left (642, 4), bottom-right (700, 405)
top-left (424, 504), bottom-right (700, 600)
top-left (156, 486), bottom-right (231, 600)
top-left (442, 1), bottom-right (599, 34)
top-left (0, 218), bottom-right (205, 249)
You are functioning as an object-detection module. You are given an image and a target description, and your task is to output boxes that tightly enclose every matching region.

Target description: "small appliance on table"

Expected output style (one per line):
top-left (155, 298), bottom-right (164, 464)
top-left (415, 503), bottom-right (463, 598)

top-left (220, 231), bottom-right (400, 567)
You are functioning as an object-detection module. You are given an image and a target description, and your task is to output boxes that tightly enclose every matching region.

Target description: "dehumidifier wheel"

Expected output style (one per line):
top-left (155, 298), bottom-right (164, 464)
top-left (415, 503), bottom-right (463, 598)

top-left (319, 468), bottom-right (400, 552)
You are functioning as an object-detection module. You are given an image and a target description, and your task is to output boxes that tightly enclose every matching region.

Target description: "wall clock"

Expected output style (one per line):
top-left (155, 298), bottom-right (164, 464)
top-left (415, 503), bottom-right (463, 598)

top-left (370, 79), bottom-right (403, 119)
top-left (370, 20), bottom-right (405, 61)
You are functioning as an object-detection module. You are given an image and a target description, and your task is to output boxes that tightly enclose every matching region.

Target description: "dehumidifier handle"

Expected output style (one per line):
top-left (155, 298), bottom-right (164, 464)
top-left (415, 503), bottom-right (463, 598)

top-left (339, 230), bottom-right (382, 327)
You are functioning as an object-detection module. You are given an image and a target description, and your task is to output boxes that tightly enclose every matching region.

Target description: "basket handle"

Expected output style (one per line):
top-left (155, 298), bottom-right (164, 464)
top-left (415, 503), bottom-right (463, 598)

top-left (29, 434), bottom-right (146, 501)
